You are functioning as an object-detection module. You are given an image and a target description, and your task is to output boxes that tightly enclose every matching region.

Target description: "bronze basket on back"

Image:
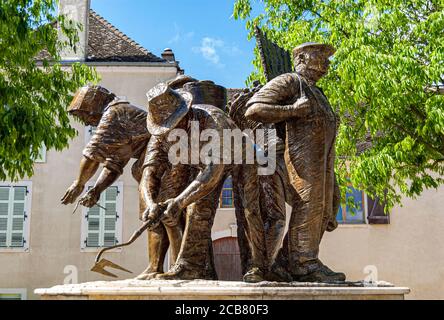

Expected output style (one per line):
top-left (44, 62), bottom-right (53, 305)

top-left (183, 80), bottom-right (227, 112)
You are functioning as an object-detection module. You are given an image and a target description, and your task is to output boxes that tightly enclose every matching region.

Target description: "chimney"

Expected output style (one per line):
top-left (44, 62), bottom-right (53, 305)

top-left (58, 0), bottom-right (90, 62)
top-left (161, 48), bottom-right (176, 62)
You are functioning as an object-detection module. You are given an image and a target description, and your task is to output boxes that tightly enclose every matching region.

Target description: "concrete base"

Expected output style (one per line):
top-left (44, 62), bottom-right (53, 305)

top-left (35, 279), bottom-right (410, 300)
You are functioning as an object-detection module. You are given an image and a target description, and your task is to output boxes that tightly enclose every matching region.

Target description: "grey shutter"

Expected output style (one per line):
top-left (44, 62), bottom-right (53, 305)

top-left (10, 187), bottom-right (26, 247)
top-left (85, 186), bottom-right (118, 247)
top-left (86, 204), bottom-right (101, 247)
top-left (0, 186), bottom-right (27, 248)
top-left (367, 194), bottom-right (390, 224)
top-left (103, 187), bottom-right (118, 247)
top-left (0, 187), bottom-right (9, 247)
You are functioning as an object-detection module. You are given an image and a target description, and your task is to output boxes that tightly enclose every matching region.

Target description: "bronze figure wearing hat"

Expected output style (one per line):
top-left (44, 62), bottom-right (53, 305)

top-left (137, 76), bottom-right (230, 280)
top-left (61, 85), bottom-right (185, 279)
top-left (245, 42), bottom-right (345, 282)
top-left (139, 82), bottom-right (237, 280)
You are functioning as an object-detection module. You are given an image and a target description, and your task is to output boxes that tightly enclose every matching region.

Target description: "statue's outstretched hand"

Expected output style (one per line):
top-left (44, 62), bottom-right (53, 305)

top-left (61, 182), bottom-right (84, 205)
top-left (79, 188), bottom-right (100, 208)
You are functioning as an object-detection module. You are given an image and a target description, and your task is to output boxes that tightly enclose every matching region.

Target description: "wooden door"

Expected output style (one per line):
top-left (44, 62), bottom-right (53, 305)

top-left (213, 237), bottom-right (242, 281)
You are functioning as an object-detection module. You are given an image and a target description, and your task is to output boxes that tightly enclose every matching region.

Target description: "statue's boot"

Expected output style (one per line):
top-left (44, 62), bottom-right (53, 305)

top-left (296, 269), bottom-right (346, 283)
top-left (243, 267), bottom-right (265, 283)
top-left (316, 259), bottom-right (346, 281)
top-left (293, 260), bottom-right (346, 283)
top-left (266, 262), bottom-right (293, 282)
top-left (136, 270), bottom-right (160, 280)
top-left (155, 262), bottom-right (206, 280)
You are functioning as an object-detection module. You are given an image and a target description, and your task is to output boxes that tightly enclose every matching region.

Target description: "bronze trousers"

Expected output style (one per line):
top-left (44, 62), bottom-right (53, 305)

top-left (139, 164), bottom-right (190, 273)
top-left (241, 158), bottom-right (287, 272)
top-left (172, 178), bottom-right (225, 277)
top-left (284, 117), bottom-right (337, 274)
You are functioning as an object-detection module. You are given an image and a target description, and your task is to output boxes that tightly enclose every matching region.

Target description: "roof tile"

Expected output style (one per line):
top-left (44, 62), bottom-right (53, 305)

top-left (36, 10), bottom-right (166, 63)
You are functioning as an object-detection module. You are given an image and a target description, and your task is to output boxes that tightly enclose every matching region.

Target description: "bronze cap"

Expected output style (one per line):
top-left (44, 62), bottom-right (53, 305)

top-left (293, 42), bottom-right (336, 60)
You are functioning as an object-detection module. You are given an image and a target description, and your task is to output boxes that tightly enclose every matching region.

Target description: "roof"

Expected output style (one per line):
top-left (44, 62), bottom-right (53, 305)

top-left (87, 10), bottom-right (164, 63)
top-left (37, 10), bottom-right (166, 63)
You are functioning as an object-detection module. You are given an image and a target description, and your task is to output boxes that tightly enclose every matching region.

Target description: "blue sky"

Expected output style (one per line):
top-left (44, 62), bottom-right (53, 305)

top-left (91, 0), bottom-right (258, 88)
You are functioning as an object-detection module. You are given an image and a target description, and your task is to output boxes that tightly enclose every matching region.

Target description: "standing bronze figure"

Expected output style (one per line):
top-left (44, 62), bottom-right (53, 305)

top-left (245, 43), bottom-right (344, 282)
top-left (228, 86), bottom-right (290, 283)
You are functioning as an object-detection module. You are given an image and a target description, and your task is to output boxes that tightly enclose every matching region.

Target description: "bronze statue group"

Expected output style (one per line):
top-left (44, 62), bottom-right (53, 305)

top-left (61, 42), bottom-right (346, 283)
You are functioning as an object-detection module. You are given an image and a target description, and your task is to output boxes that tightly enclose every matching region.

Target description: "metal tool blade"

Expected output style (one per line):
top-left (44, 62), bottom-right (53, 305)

top-left (90, 258), bottom-right (133, 278)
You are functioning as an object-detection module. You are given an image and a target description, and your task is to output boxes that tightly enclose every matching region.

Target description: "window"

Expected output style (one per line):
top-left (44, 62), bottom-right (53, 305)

top-left (81, 183), bottom-right (123, 249)
top-left (0, 182), bottom-right (32, 251)
top-left (85, 126), bottom-right (97, 144)
top-left (0, 289), bottom-right (26, 300)
top-left (336, 187), bottom-right (366, 224)
top-left (32, 144), bottom-right (46, 163)
top-left (220, 177), bottom-right (234, 208)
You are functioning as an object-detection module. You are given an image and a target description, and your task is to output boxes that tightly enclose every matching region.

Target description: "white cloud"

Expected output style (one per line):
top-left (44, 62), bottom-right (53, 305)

top-left (193, 37), bottom-right (244, 68)
top-left (168, 23), bottom-right (195, 44)
top-left (223, 44), bottom-right (242, 56)
top-left (193, 37), bottom-right (224, 65)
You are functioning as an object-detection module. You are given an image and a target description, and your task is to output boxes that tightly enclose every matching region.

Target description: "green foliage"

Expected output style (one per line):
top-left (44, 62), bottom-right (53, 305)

top-left (0, 0), bottom-right (99, 181)
top-left (234, 0), bottom-right (444, 210)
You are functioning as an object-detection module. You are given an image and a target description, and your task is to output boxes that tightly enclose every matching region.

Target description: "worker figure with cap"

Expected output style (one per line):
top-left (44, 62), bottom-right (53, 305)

top-left (245, 42), bottom-right (344, 282)
top-left (60, 84), bottom-right (187, 280)
top-left (140, 82), bottom-right (237, 280)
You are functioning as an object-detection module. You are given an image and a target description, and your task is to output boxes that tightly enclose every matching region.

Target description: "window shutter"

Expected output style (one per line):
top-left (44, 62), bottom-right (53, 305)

top-left (367, 194), bottom-right (390, 224)
top-left (85, 186), bottom-right (118, 247)
top-left (103, 187), bottom-right (118, 247)
top-left (0, 186), bottom-right (27, 248)
top-left (34, 144), bottom-right (46, 163)
top-left (0, 187), bottom-right (10, 247)
top-left (86, 204), bottom-right (101, 247)
top-left (10, 187), bottom-right (26, 247)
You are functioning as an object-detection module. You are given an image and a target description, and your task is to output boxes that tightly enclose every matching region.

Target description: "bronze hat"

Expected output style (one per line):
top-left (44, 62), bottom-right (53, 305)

top-left (68, 85), bottom-right (115, 116)
top-left (293, 42), bottom-right (336, 60)
top-left (146, 83), bottom-right (193, 136)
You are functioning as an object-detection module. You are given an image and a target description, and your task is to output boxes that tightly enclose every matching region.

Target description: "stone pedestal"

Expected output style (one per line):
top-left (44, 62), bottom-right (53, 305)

top-left (35, 280), bottom-right (410, 300)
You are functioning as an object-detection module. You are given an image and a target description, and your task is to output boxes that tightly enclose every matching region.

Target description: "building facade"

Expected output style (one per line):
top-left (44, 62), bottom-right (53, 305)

top-left (0, 1), bottom-right (443, 300)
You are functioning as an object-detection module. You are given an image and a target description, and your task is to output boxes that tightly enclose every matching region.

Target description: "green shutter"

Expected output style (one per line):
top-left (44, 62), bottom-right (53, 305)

top-left (0, 187), bottom-right (9, 247)
top-left (86, 204), bottom-right (100, 247)
top-left (103, 187), bottom-right (118, 246)
top-left (0, 293), bottom-right (22, 300)
top-left (0, 186), bottom-right (27, 248)
top-left (11, 187), bottom-right (26, 247)
top-left (86, 186), bottom-right (118, 247)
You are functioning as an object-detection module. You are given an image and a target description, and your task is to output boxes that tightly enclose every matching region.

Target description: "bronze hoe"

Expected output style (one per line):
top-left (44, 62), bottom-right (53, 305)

top-left (91, 203), bottom-right (167, 278)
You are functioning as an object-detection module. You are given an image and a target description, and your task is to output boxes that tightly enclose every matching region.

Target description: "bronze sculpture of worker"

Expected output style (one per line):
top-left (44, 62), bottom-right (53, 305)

top-left (228, 86), bottom-right (290, 283)
top-left (140, 82), bottom-right (237, 280)
top-left (245, 42), bottom-right (344, 282)
top-left (60, 85), bottom-right (184, 279)
top-left (61, 85), bottom-right (149, 206)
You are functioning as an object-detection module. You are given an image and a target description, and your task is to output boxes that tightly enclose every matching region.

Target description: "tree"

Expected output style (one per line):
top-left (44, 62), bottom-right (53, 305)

top-left (233, 0), bottom-right (444, 210)
top-left (0, 0), bottom-right (98, 181)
